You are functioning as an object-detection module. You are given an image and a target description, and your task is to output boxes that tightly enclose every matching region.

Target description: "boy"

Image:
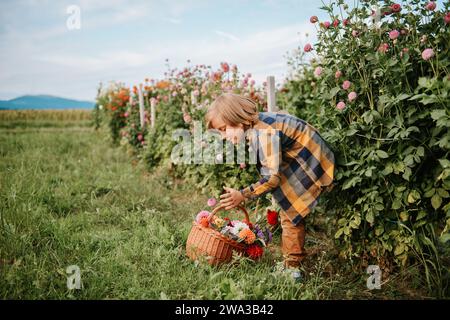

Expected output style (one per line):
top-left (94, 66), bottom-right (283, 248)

top-left (206, 93), bottom-right (335, 280)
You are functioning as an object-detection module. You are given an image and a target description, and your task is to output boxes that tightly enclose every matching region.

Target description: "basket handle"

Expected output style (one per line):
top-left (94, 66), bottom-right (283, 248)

top-left (207, 204), bottom-right (250, 224)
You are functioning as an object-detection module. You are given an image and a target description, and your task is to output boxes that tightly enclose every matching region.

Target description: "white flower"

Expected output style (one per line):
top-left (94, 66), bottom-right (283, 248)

top-left (230, 222), bottom-right (249, 236)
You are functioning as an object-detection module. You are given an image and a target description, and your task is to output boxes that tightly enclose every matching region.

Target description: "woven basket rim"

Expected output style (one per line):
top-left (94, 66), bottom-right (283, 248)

top-left (190, 221), bottom-right (245, 249)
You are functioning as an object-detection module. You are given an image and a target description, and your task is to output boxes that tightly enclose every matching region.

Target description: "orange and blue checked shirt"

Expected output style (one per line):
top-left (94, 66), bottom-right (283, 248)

top-left (240, 112), bottom-right (336, 226)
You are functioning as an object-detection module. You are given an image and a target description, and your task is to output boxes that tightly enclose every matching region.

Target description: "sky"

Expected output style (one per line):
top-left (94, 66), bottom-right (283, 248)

top-left (0, 0), bottom-right (336, 101)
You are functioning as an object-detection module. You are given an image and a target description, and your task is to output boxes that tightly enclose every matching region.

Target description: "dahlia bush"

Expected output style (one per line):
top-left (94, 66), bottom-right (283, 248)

top-left (280, 0), bottom-right (449, 289)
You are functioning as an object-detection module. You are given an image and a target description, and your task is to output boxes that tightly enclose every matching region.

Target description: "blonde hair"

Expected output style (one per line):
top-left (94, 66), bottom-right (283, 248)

top-left (205, 93), bottom-right (259, 129)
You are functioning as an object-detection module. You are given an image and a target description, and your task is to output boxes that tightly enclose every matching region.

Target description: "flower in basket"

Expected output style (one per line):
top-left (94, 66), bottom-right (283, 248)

top-left (196, 210), bottom-right (210, 224)
top-left (211, 216), bottom-right (226, 229)
top-left (238, 228), bottom-right (256, 244)
top-left (199, 216), bottom-right (210, 228)
top-left (246, 244), bottom-right (264, 260)
top-left (230, 221), bottom-right (249, 236)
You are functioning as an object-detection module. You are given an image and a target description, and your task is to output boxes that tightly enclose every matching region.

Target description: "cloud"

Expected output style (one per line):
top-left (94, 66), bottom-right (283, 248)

top-left (0, 0), bottom-right (318, 100)
top-left (214, 30), bottom-right (240, 42)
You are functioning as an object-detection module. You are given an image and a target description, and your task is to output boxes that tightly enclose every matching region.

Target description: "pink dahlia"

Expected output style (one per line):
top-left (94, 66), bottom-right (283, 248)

top-left (314, 66), bottom-right (323, 77)
top-left (421, 48), bottom-right (434, 60)
top-left (196, 210), bottom-right (210, 224)
top-left (389, 30), bottom-right (400, 40)
top-left (348, 91), bottom-right (357, 102)
top-left (425, 1), bottom-right (436, 11)
top-left (207, 198), bottom-right (217, 207)
top-left (336, 101), bottom-right (346, 110)
top-left (391, 3), bottom-right (401, 13)
top-left (445, 13), bottom-right (450, 24)
top-left (342, 80), bottom-right (352, 90)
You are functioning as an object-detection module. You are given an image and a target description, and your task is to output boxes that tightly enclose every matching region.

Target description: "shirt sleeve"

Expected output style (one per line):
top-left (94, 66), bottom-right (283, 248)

top-left (240, 128), bottom-right (282, 199)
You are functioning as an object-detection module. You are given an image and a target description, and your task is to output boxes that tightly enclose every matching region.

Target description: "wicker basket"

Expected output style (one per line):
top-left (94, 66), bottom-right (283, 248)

top-left (186, 205), bottom-right (250, 265)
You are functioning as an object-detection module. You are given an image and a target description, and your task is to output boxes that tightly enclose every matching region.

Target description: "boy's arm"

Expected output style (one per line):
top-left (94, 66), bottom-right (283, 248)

top-left (240, 174), bottom-right (282, 200)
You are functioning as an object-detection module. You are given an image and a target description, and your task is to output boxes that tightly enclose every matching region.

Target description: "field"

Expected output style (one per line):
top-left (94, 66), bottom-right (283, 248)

top-left (0, 111), bottom-right (432, 299)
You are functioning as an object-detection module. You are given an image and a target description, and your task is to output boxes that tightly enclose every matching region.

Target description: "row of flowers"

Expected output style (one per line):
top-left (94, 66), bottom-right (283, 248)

top-left (97, 61), bottom-right (269, 149)
top-left (302, 1), bottom-right (449, 111)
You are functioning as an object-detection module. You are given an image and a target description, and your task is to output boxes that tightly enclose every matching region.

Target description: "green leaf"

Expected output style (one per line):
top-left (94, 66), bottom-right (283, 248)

top-left (420, 95), bottom-right (439, 105)
top-left (366, 211), bottom-right (374, 224)
top-left (424, 188), bottom-right (435, 198)
top-left (402, 167), bottom-right (411, 181)
top-left (345, 128), bottom-right (358, 137)
top-left (376, 150), bottom-right (389, 159)
top-left (382, 163), bottom-right (393, 175)
top-left (407, 190), bottom-right (421, 203)
top-left (342, 176), bottom-right (362, 190)
top-left (437, 188), bottom-right (449, 198)
top-left (400, 211), bottom-right (409, 222)
top-left (392, 199), bottom-right (402, 210)
top-left (431, 194), bottom-right (442, 210)
top-left (396, 93), bottom-right (411, 101)
top-left (388, 58), bottom-right (398, 67)
top-left (439, 234), bottom-right (450, 243)
top-left (416, 146), bottom-right (425, 157)
top-left (438, 159), bottom-right (450, 169)
top-left (418, 77), bottom-right (432, 89)
top-left (430, 109), bottom-right (446, 121)
top-left (330, 86), bottom-right (340, 98)
top-left (394, 243), bottom-right (405, 255)
top-left (375, 225), bottom-right (384, 236)
top-left (416, 210), bottom-right (427, 220)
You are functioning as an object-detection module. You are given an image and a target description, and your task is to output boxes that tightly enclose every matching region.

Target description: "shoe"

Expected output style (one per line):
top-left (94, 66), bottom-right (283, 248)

top-left (272, 261), bottom-right (302, 283)
top-left (284, 267), bottom-right (303, 283)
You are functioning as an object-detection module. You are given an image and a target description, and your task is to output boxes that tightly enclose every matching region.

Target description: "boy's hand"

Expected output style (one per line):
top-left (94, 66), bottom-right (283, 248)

top-left (220, 187), bottom-right (245, 210)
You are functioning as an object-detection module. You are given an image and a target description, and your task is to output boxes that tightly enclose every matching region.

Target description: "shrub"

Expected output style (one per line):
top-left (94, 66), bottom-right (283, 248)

top-left (279, 0), bottom-right (449, 294)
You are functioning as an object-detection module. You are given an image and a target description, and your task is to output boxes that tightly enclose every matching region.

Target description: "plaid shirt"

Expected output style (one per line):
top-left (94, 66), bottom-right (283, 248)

top-left (241, 112), bottom-right (335, 225)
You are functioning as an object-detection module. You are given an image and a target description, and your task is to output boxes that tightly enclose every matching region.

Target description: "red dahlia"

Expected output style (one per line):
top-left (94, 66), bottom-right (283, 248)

top-left (267, 209), bottom-right (279, 226)
top-left (246, 244), bottom-right (264, 260)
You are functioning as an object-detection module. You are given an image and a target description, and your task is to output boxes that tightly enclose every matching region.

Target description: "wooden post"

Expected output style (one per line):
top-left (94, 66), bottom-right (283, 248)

top-left (266, 76), bottom-right (278, 208)
top-left (190, 90), bottom-right (197, 107)
top-left (138, 84), bottom-right (145, 129)
top-left (150, 97), bottom-right (156, 128)
top-left (266, 76), bottom-right (277, 112)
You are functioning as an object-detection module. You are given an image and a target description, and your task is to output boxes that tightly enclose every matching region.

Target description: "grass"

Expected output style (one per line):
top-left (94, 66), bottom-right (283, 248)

top-left (0, 116), bottom-right (433, 299)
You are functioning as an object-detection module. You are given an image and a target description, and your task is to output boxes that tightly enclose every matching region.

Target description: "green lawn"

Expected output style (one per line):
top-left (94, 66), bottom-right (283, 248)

top-left (0, 122), bottom-right (429, 299)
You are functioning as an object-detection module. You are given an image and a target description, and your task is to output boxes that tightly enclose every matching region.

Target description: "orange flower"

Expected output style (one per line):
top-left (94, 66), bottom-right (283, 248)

top-left (156, 80), bottom-right (170, 89)
top-left (238, 228), bottom-right (256, 244)
top-left (199, 216), bottom-right (210, 228)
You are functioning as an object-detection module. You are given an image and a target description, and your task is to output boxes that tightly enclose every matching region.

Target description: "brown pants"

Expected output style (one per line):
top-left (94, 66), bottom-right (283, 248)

top-left (280, 210), bottom-right (306, 268)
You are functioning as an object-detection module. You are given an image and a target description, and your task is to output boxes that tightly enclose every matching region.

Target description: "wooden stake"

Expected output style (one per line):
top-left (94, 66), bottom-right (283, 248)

top-left (266, 76), bottom-right (277, 112)
top-left (150, 97), bottom-right (156, 128)
top-left (138, 84), bottom-right (145, 129)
